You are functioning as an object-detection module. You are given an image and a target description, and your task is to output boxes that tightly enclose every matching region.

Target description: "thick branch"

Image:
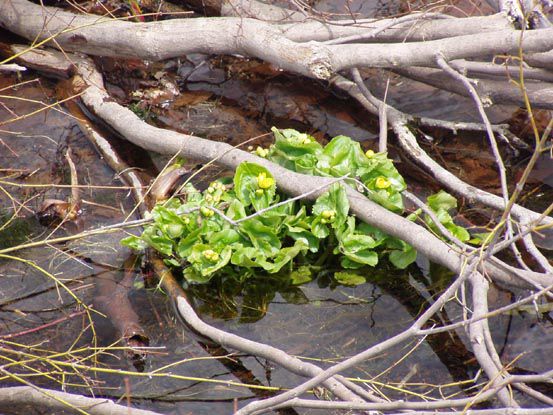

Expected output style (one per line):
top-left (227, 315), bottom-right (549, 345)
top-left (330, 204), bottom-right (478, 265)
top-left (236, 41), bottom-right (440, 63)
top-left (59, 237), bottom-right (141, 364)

top-left (393, 66), bottom-right (553, 109)
top-left (2, 0), bottom-right (553, 79)
top-left (0, 386), bottom-right (162, 415)
top-left (0, 0), bottom-right (332, 78)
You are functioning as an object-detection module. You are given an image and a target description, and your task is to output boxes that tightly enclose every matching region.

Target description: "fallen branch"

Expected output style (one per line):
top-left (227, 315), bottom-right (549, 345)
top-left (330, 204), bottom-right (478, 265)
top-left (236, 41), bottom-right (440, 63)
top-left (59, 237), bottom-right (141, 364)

top-left (0, 386), bottom-right (163, 415)
top-left (2, 0), bottom-right (553, 79)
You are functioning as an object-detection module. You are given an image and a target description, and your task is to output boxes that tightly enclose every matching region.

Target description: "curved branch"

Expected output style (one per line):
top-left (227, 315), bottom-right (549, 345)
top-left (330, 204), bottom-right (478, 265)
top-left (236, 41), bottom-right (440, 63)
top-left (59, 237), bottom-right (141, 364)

top-left (153, 257), bottom-right (373, 404)
top-left (0, 386), bottom-right (163, 415)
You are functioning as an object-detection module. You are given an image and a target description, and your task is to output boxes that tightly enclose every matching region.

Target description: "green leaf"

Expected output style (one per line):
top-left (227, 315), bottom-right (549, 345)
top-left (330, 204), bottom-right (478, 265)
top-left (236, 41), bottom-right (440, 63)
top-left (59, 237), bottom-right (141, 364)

top-left (226, 199), bottom-right (247, 220)
top-left (357, 151), bottom-right (406, 212)
top-left (234, 162), bottom-right (276, 211)
top-left (121, 235), bottom-right (147, 251)
top-left (239, 218), bottom-right (281, 256)
top-left (294, 153), bottom-right (319, 174)
top-left (230, 245), bottom-right (258, 267)
top-left (310, 216), bottom-right (330, 238)
top-left (427, 190), bottom-right (458, 212)
top-left (263, 240), bottom-right (308, 273)
top-left (312, 183), bottom-right (349, 229)
top-left (164, 258), bottom-right (181, 267)
top-left (141, 226), bottom-right (174, 257)
top-left (270, 128), bottom-right (323, 173)
top-left (389, 244), bottom-right (417, 269)
top-left (468, 232), bottom-right (492, 245)
top-left (342, 249), bottom-right (378, 267)
top-left (165, 223), bottom-right (184, 239)
top-left (176, 228), bottom-right (203, 258)
top-left (363, 178), bottom-right (404, 212)
top-left (151, 204), bottom-right (191, 239)
top-left (357, 152), bottom-right (406, 189)
top-left (284, 206), bottom-right (320, 251)
top-left (177, 183), bottom-right (203, 205)
top-left (356, 222), bottom-right (388, 247)
top-left (187, 243), bottom-right (232, 279)
top-left (319, 135), bottom-right (363, 177)
top-left (334, 271), bottom-right (366, 286)
top-left (160, 197), bottom-right (182, 210)
top-left (336, 217), bottom-right (378, 249)
top-left (340, 257), bottom-right (367, 269)
top-left (210, 228), bottom-right (242, 247)
top-left (425, 191), bottom-right (470, 243)
top-left (335, 217), bottom-right (379, 267)
top-left (183, 267), bottom-right (210, 284)
top-left (230, 240), bottom-right (306, 273)
top-left (256, 204), bottom-right (288, 232)
top-left (446, 222), bottom-right (471, 242)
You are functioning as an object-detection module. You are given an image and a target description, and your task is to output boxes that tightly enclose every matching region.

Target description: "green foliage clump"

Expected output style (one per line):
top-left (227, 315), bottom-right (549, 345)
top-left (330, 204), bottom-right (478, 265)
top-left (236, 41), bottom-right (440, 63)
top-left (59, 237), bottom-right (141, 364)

top-left (408, 190), bottom-right (470, 243)
top-left (122, 128), bottom-right (468, 286)
top-left (268, 128), bottom-right (406, 212)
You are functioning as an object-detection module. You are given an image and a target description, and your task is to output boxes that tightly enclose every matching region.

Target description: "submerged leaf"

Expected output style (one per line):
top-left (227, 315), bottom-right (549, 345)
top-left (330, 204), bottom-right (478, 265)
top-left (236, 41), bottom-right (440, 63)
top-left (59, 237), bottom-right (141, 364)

top-left (334, 271), bottom-right (366, 286)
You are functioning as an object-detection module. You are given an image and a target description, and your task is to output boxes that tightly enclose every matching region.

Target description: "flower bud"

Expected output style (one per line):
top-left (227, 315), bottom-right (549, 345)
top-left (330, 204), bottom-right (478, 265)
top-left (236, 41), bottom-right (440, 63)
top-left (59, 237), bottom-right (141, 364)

top-left (203, 249), bottom-right (219, 261)
top-left (200, 206), bottom-right (214, 217)
top-left (255, 146), bottom-right (269, 158)
top-left (375, 176), bottom-right (391, 189)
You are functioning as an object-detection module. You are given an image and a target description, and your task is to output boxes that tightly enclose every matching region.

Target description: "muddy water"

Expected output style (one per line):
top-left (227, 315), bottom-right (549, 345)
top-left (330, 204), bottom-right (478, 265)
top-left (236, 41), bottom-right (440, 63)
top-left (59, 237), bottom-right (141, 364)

top-left (1, 32), bottom-right (552, 415)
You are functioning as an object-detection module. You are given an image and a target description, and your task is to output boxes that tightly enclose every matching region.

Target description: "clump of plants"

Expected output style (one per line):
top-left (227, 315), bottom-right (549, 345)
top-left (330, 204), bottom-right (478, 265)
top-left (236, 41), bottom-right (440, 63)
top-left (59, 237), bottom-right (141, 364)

top-left (122, 128), bottom-right (468, 286)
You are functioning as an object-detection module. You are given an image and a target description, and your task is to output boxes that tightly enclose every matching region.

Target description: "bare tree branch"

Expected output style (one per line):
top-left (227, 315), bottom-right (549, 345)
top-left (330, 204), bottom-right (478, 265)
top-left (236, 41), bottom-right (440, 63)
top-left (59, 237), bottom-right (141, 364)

top-left (2, 0), bottom-right (553, 79)
top-left (0, 386), bottom-right (163, 415)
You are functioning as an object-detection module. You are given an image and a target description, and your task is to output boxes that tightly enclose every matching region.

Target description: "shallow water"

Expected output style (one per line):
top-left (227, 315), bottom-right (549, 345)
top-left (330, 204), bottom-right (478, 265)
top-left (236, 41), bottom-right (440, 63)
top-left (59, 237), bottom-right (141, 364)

top-left (1, 7), bottom-right (552, 411)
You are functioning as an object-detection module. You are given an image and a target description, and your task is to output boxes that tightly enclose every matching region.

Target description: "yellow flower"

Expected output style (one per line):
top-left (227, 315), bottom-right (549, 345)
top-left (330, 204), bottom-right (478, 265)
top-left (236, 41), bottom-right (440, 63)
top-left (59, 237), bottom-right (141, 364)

top-left (375, 176), bottom-right (391, 189)
top-left (365, 149), bottom-right (375, 158)
top-left (257, 172), bottom-right (274, 189)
